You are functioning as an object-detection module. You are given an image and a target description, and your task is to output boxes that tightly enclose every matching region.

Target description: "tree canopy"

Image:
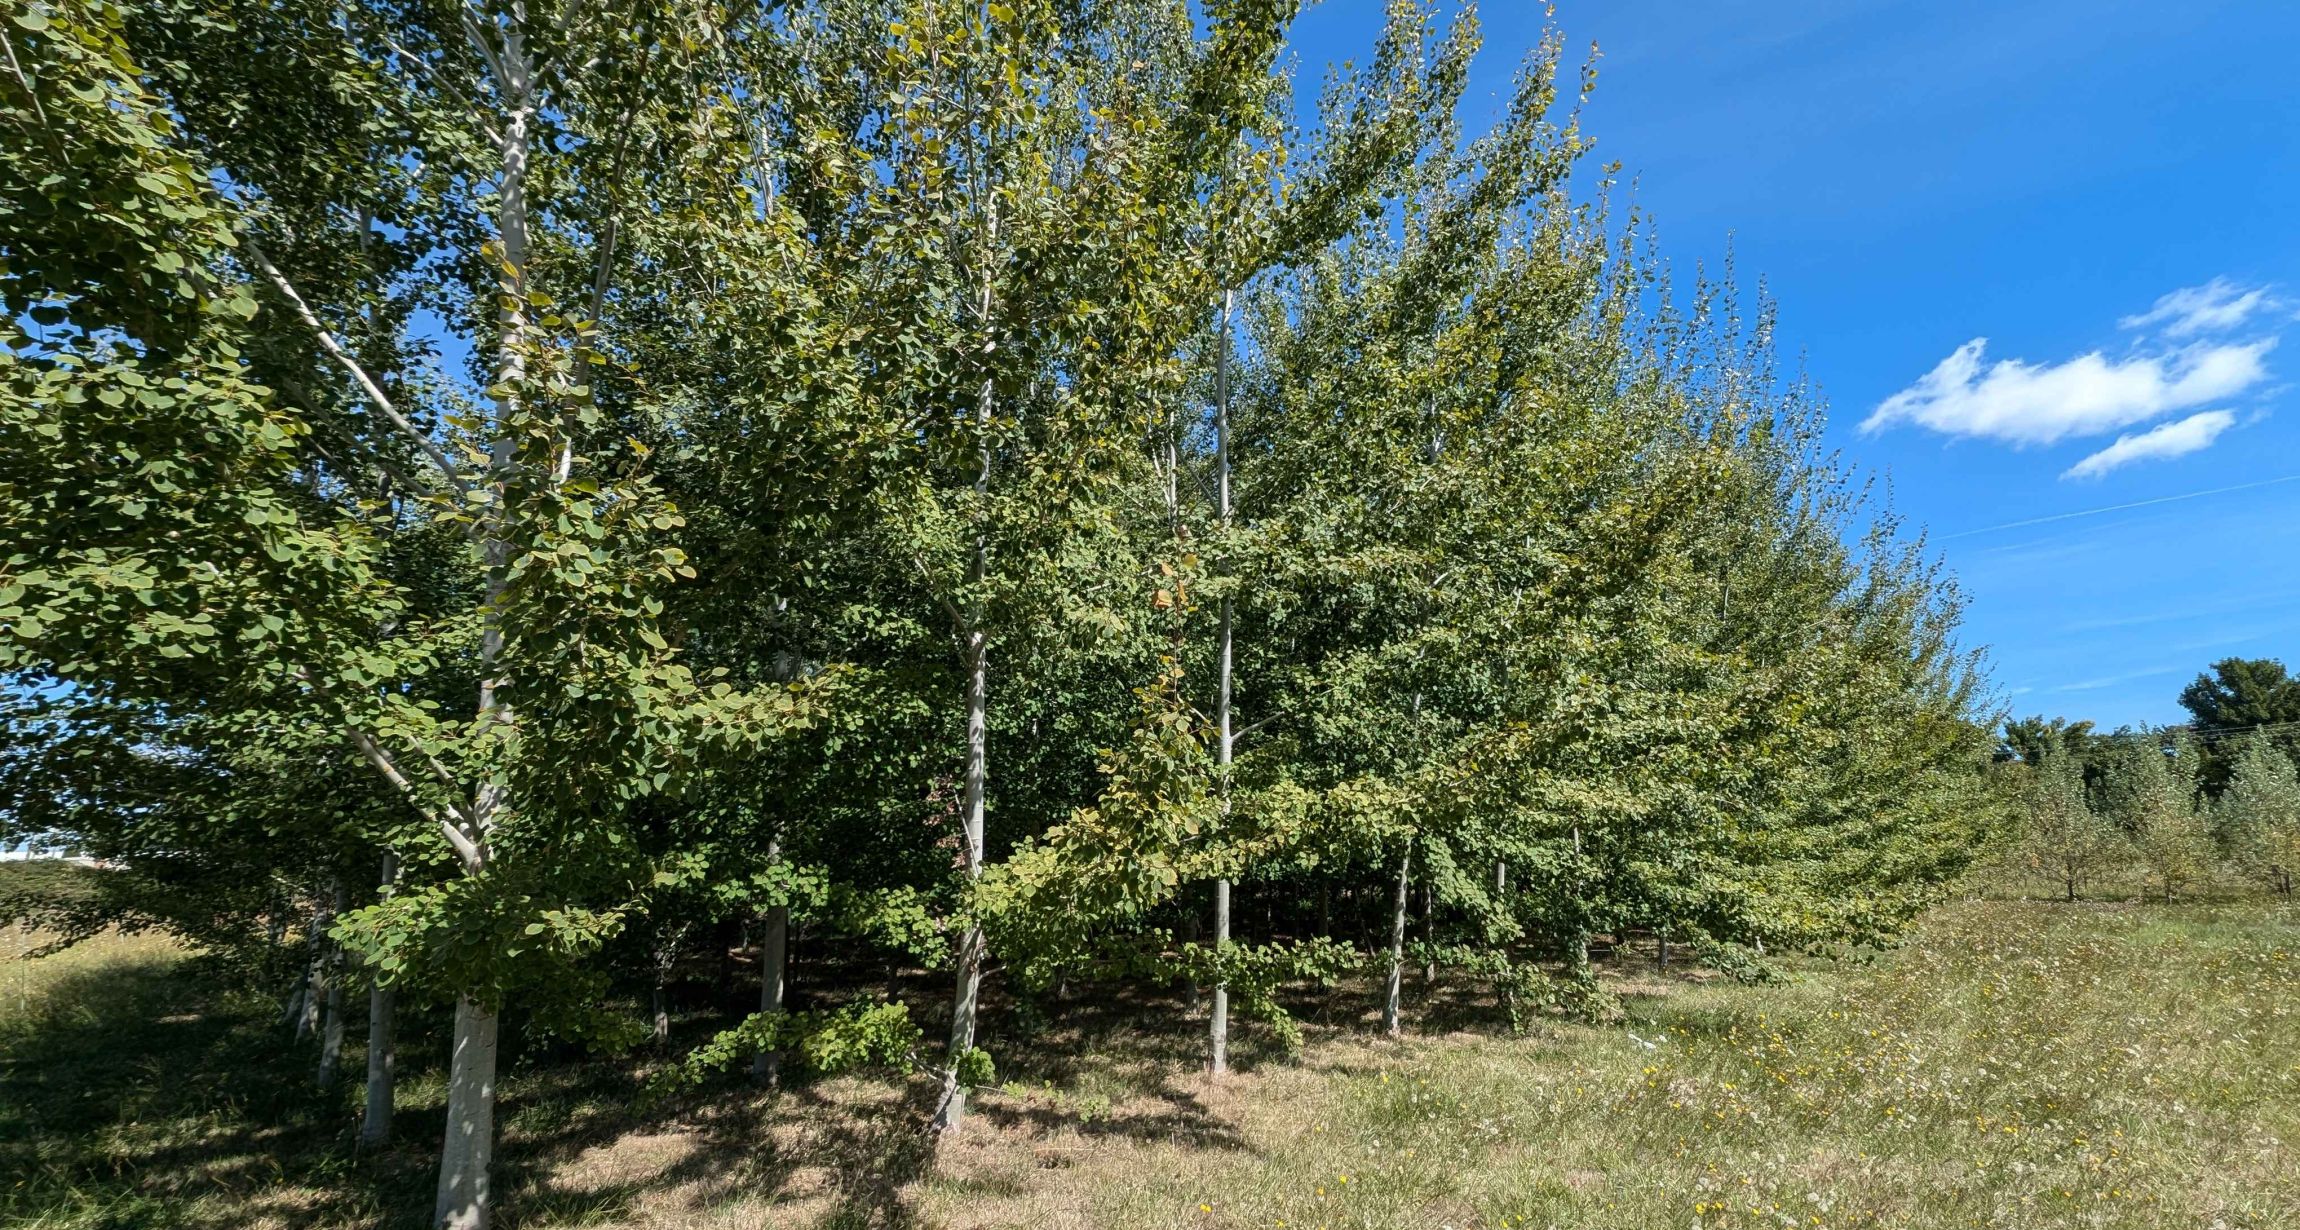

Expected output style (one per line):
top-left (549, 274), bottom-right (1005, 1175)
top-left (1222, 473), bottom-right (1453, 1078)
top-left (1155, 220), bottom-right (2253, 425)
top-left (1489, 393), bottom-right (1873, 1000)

top-left (2, 3), bottom-right (2002, 1226)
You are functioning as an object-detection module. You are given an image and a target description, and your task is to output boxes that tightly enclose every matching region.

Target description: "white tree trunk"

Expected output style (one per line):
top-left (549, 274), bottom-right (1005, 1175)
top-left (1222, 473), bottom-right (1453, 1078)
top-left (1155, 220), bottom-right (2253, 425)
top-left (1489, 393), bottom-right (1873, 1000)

top-left (317, 880), bottom-right (348, 1086)
top-left (1208, 288), bottom-right (1236, 1076)
top-left (1181, 908), bottom-right (1202, 1013)
top-left (296, 898), bottom-right (325, 1041)
top-left (1209, 876), bottom-right (1231, 1073)
top-left (934, 632), bottom-right (990, 1132)
top-left (751, 901), bottom-right (788, 1084)
top-left (361, 851), bottom-right (398, 1148)
top-left (1421, 883), bottom-right (1436, 986)
top-left (1383, 840), bottom-right (1412, 1037)
top-left (282, 974), bottom-right (309, 1034)
top-left (434, 997), bottom-right (499, 1230)
top-left (362, 981), bottom-right (396, 1148)
top-left (431, 26), bottom-right (526, 1226)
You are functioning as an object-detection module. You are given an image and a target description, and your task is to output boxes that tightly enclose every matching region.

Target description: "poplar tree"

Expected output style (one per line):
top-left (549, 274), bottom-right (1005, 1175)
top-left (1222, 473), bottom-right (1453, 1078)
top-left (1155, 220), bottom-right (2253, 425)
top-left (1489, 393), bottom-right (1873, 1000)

top-left (5, 3), bottom-right (832, 1224)
top-left (2214, 738), bottom-right (2300, 895)
top-left (2019, 744), bottom-right (2118, 901)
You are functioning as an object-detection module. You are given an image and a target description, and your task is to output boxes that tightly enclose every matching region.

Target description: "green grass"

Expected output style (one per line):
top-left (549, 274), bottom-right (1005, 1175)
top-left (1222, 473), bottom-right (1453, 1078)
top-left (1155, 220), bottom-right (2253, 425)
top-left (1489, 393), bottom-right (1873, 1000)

top-left (4, 894), bottom-right (2297, 1229)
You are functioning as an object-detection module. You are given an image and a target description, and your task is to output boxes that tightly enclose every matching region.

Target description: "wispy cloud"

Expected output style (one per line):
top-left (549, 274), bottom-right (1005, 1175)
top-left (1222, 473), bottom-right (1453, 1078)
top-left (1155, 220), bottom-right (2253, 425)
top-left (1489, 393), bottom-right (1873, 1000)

top-left (2060, 586), bottom-right (2300, 633)
top-left (1939, 472), bottom-right (2300, 539)
top-left (2054, 665), bottom-right (2182, 693)
top-left (2119, 277), bottom-right (2282, 338)
top-left (1861, 337), bottom-right (2271, 445)
top-left (2062, 409), bottom-right (2238, 480)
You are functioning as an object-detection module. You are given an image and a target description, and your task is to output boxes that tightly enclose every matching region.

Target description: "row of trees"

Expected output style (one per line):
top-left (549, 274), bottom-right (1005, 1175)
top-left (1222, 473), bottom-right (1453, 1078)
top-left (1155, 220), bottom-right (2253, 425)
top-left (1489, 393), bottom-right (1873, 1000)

top-left (1, 1), bottom-right (1996, 1226)
top-left (2006, 661), bottom-right (2300, 901)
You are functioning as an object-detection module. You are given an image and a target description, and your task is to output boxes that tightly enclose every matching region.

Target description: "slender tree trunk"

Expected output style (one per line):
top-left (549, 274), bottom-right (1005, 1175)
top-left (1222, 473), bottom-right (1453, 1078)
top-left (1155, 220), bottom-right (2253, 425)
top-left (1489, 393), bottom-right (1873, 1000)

top-left (435, 997), bottom-right (499, 1230)
top-left (1656, 925), bottom-right (1670, 973)
top-left (296, 896), bottom-right (325, 1041)
top-left (362, 979), bottom-right (396, 1147)
top-left (360, 851), bottom-right (399, 1149)
top-left (935, 631), bottom-right (990, 1132)
top-left (752, 899), bottom-right (788, 1085)
top-left (298, 964), bottom-right (323, 1040)
top-left (1209, 877), bottom-right (1231, 1073)
top-left (1209, 288), bottom-right (1237, 1077)
top-left (1317, 879), bottom-right (1330, 938)
top-left (1421, 883), bottom-right (1436, 986)
top-left (934, 194), bottom-right (1001, 1134)
top-left (433, 27), bottom-right (527, 1229)
top-left (282, 973), bottom-right (309, 1033)
top-left (1181, 906), bottom-right (1202, 1013)
top-left (317, 880), bottom-right (348, 1086)
top-left (1383, 840), bottom-right (1412, 1037)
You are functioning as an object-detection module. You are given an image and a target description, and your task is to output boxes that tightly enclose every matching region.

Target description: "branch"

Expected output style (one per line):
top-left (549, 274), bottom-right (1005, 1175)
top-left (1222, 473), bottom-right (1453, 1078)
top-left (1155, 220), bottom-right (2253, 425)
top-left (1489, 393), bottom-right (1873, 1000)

top-left (244, 242), bottom-right (471, 497)
top-left (911, 552), bottom-right (969, 635)
top-left (346, 727), bottom-right (484, 872)
top-left (277, 376), bottom-right (427, 499)
top-left (0, 30), bottom-right (46, 129)
top-left (1232, 709), bottom-right (1284, 743)
top-left (374, 31), bottom-right (503, 146)
top-left (459, 2), bottom-right (515, 102)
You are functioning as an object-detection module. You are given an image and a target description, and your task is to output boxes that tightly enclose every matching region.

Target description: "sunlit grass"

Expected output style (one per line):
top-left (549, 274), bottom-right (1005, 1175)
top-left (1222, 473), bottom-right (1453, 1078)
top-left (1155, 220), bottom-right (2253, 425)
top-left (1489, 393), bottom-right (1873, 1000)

top-left (916, 897), bottom-right (2300, 1230)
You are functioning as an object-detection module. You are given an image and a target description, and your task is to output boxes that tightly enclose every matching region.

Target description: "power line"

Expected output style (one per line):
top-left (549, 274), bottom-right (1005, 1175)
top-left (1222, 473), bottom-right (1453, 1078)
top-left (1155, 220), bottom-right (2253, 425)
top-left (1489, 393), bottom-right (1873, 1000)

top-left (2070, 717), bottom-right (2300, 744)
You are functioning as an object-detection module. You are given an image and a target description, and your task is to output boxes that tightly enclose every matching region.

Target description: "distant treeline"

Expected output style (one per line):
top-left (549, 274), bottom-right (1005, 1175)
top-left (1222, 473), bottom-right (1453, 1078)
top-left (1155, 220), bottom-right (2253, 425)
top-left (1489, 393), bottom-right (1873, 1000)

top-left (2004, 657), bottom-right (2300, 900)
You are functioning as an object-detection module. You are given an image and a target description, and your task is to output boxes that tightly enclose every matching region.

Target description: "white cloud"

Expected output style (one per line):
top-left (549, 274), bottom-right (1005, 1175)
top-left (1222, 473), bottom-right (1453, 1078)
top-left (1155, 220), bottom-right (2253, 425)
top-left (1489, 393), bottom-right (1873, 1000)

top-left (1862, 337), bottom-right (2273, 445)
top-left (2061, 409), bottom-right (2237, 480)
top-left (2053, 665), bottom-right (2181, 693)
top-left (2119, 277), bottom-right (2280, 338)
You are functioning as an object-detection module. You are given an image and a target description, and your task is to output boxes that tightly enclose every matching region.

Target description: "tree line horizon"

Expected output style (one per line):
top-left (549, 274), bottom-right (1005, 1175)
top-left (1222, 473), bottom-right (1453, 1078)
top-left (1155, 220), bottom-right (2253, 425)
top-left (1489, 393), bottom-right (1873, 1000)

top-left (6, 2), bottom-right (2017, 1228)
top-left (2003, 655), bottom-right (2300, 905)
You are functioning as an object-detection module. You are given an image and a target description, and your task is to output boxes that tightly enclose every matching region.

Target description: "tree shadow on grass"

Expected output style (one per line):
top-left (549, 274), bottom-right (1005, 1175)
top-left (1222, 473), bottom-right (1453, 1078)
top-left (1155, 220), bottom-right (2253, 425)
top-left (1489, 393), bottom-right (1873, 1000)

top-left (0, 935), bottom-right (1723, 1230)
top-left (0, 947), bottom-right (422, 1228)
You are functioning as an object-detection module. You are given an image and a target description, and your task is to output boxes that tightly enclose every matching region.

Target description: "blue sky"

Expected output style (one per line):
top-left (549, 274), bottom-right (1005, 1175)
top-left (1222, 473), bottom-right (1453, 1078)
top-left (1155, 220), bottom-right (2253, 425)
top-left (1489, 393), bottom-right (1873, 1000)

top-left (1289, 0), bottom-right (2300, 729)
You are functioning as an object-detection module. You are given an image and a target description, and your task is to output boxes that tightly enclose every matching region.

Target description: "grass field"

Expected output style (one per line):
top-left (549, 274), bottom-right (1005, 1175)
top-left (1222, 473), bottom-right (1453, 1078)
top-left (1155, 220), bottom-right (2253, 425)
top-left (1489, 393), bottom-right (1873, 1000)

top-left (4, 893), bottom-right (2296, 1229)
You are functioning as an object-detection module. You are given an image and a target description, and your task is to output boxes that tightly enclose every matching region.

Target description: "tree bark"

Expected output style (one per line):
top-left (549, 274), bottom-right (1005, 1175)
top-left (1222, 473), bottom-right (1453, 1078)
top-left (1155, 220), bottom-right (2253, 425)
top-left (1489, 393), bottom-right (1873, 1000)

top-left (751, 901), bottom-right (788, 1084)
top-left (296, 895), bottom-right (325, 1042)
top-left (361, 851), bottom-right (399, 1149)
top-left (362, 984), bottom-right (396, 1148)
top-left (1208, 288), bottom-right (1236, 1077)
top-left (1209, 877), bottom-right (1231, 1073)
top-left (317, 880), bottom-right (348, 1086)
top-left (431, 22), bottom-right (528, 1226)
top-left (282, 974), bottom-right (309, 1034)
top-left (1383, 840), bottom-right (1412, 1037)
top-left (1421, 883), bottom-right (1436, 986)
top-left (434, 997), bottom-right (499, 1230)
top-left (934, 631), bottom-right (990, 1132)
top-left (1181, 906), bottom-right (1202, 1013)
top-left (934, 200), bottom-right (1001, 1133)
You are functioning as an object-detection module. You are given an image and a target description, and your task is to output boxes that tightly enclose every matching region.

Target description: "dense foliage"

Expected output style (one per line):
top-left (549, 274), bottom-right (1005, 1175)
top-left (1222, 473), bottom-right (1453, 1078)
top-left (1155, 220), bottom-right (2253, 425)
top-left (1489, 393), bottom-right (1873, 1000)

top-left (2, 1), bottom-right (2000, 1226)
